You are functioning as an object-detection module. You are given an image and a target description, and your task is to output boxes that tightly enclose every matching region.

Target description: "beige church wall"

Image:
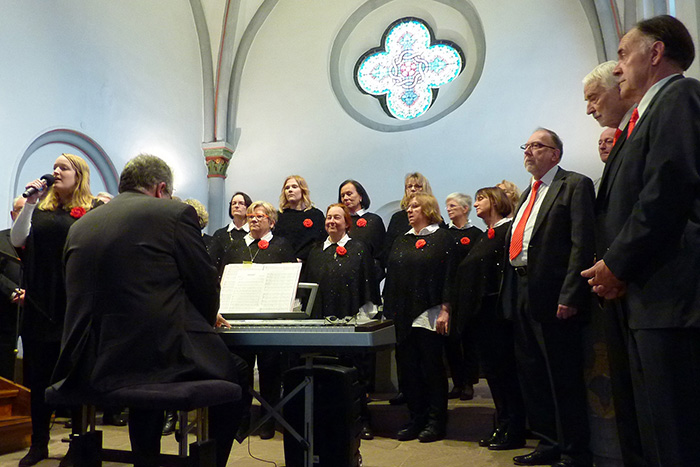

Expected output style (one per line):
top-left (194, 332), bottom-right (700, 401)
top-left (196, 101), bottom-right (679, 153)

top-left (1, 1), bottom-right (209, 228)
top-left (223, 0), bottom-right (604, 227)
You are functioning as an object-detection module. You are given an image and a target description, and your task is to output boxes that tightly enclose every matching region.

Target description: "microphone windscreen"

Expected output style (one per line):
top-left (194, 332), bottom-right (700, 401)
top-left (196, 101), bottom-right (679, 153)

top-left (41, 174), bottom-right (55, 187)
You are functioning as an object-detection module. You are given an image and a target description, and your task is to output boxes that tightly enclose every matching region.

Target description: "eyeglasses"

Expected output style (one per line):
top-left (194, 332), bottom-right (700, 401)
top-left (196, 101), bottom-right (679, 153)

top-left (246, 214), bottom-right (269, 221)
top-left (520, 142), bottom-right (556, 151)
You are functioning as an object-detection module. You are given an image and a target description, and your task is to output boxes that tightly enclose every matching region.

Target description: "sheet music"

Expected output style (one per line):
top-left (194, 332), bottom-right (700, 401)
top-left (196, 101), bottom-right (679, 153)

top-left (219, 263), bottom-right (302, 315)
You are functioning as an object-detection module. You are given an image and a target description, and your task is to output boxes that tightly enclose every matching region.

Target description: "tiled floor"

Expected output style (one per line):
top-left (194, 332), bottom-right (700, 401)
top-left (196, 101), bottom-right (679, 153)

top-left (1, 382), bottom-right (538, 467)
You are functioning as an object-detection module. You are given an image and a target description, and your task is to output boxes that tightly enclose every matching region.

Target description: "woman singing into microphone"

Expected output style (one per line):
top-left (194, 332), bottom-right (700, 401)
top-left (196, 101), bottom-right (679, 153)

top-left (11, 153), bottom-right (101, 466)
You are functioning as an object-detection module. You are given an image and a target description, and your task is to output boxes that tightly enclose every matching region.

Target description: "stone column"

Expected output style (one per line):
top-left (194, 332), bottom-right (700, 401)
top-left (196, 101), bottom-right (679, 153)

top-left (203, 141), bottom-right (234, 234)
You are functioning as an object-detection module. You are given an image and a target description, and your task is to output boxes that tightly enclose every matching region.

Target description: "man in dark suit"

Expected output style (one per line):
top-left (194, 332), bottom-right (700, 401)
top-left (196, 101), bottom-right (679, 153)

top-left (582, 61), bottom-right (646, 466)
top-left (582, 15), bottom-right (700, 466)
top-left (502, 128), bottom-right (595, 467)
top-left (51, 154), bottom-right (248, 467)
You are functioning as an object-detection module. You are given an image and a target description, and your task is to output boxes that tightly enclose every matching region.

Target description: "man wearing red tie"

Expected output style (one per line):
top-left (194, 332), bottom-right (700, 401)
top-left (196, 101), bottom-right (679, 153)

top-left (502, 128), bottom-right (596, 467)
top-left (582, 15), bottom-right (700, 466)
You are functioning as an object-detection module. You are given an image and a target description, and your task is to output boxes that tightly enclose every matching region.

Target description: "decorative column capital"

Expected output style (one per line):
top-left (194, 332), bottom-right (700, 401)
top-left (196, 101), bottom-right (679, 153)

top-left (203, 141), bottom-right (234, 178)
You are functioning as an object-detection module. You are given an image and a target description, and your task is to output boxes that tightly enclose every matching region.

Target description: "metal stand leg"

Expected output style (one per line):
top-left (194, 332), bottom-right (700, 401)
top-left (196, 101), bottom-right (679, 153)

top-left (304, 356), bottom-right (315, 467)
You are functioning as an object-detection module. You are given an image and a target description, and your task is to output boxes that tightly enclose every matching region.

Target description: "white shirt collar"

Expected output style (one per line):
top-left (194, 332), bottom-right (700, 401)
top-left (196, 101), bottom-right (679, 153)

top-left (533, 164), bottom-right (558, 187)
top-left (323, 233), bottom-right (350, 250)
top-left (638, 74), bottom-right (680, 119)
top-left (354, 208), bottom-right (367, 217)
top-left (448, 219), bottom-right (473, 230)
top-left (492, 217), bottom-right (511, 229)
top-left (406, 223), bottom-right (440, 236)
top-left (228, 220), bottom-right (249, 232)
top-left (244, 231), bottom-right (273, 246)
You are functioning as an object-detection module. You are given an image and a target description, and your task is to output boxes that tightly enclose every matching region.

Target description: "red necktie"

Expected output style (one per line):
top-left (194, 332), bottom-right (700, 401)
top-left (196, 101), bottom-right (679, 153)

top-left (509, 180), bottom-right (542, 260)
top-left (627, 108), bottom-right (639, 138)
top-left (613, 128), bottom-right (623, 145)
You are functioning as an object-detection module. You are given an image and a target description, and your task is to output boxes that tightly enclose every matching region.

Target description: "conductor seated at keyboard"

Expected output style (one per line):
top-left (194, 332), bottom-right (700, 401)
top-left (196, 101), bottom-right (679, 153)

top-left (50, 154), bottom-right (250, 467)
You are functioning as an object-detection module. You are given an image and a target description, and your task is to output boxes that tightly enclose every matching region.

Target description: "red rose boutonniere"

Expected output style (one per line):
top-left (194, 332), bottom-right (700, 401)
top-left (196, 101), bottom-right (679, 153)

top-left (415, 239), bottom-right (427, 249)
top-left (460, 236), bottom-right (471, 245)
top-left (258, 239), bottom-right (269, 250)
top-left (335, 245), bottom-right (347, 256)
top-left (356, 218), bottom-right (367, 228)
top-left (303, 218), bottom-right (313, 228)
top-left (70, 206), bottom-right (86, 219)
top-left (487, 228), bottom-right (495, 239)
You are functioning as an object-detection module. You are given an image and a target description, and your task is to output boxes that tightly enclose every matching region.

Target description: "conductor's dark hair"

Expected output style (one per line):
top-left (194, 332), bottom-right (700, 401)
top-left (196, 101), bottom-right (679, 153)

top-left (338, 179), bottom-right (371, 210)
top-left (636, 15), bottom-right (695, 71)
top-left (229, 191), bottom-right (252, 219)
top-left (118, 154), bottom-right (173, 195)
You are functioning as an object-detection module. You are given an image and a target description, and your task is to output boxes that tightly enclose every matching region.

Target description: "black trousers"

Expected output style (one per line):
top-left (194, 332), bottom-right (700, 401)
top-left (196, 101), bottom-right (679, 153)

top-left (23, 339), bottom-right (61, 446)
top-left (240, 350), bottom-right (281, 421)
top-left (445, 324), bottom-right (480, 388)
top-left (628, 327), bottom-right (700, 466)
top-left (473, 312), bottom-right (526, 435)
top-left (397, 327), bottom-right (447, 424)
top-left (601, 299), bottom-right (647, 466)
top-left (513, 274), bottom-right (590, 463)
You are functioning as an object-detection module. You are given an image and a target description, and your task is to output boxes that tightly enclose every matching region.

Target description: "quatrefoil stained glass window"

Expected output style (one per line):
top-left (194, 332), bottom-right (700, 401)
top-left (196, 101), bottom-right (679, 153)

top-left (355, 17), bottom-right (464, 120)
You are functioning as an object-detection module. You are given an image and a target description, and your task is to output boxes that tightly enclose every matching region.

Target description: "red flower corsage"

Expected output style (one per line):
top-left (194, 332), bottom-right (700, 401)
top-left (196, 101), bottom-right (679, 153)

top-left (415, 239), bottom-right (427, 249)
top-left (487, 228), bottom-right (495, 239)
top-left (303, 218), bottom-right (313, 228)
top-left (70, 206), bottom-right (86, 219)
top-left (460, 236), bottom-right (471, 245)
top-left (335, 245), bottom-right (347, 256)
top-left (258, 239), bottom-right (269, 250)
top-left (356, 218), bottom-right (367, 228)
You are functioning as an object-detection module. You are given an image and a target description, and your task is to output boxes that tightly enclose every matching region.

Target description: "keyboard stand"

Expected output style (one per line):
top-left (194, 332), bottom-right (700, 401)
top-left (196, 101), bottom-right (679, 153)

top-left (242, 354), bottom-right (318, 467)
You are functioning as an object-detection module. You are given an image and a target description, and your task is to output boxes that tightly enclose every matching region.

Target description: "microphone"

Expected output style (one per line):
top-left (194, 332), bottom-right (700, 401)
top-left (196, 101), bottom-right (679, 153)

top-left (22, 174), bottom-right (55, 198)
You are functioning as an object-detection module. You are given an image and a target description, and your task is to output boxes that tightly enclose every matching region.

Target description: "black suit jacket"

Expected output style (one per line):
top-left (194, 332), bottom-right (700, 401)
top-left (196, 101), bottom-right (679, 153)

top-left (52, 191), bottom-right (238, 393)
top-left (502, 167), bottom-right (596, 322)
top-left (597, 76), bottom-right (700, 329)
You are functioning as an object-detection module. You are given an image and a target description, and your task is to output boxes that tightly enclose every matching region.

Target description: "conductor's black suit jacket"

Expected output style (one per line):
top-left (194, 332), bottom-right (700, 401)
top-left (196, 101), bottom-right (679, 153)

top-left (502, 167), bottom-right (596, 320)
top-left (52, 191), bottom-right (238, 393)
top-left (597, 76), bottom-right (700, 330)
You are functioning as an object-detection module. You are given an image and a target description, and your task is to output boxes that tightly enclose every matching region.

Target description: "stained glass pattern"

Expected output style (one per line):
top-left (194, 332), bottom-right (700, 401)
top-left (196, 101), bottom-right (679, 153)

top-left (355, 18), bottom-right (464, 120)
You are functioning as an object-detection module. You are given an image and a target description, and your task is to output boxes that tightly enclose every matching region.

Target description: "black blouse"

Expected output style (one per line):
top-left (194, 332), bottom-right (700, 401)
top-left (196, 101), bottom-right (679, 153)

top-left (348, 212), bottom-right (386, 261)
top-left (220, 235), bottom-right (296, 267)
top-left (274, 207), bottom-right (326, 261)
top-left (451, 221), bottom-right (510, 335)
top-left (383, 227), bottom-right (457, 342)
top-left (304, 238), bottom-right (380, 319)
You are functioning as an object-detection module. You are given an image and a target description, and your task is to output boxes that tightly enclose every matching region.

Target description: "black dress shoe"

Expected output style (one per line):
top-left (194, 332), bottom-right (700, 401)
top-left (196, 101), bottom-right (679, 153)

top-left (418, 424), bottom-right (445, 443)
top-left (447, 386), bottom-right (464, 399)
top-left (488, 431), bottom-right (526, 450)
top-left (389, 392), bottom-right (406, 405)
top-left (58, 445), bottom-right (75, 467)
top-left (19, 445), bottom-right (49, 467)
top-left (478, 428), bottom-right (503, 447)
top-left (258, 419), bottom-right (276, 440)
top-left (103, 409), bottom-right (128, 426)
top-left (513, 449), bottom-right (561, 466)
top-left (460, 385), bottom-right (475, 401)
top-left (551, 458), bottom-right (592, 467)
top-left (162, 410), bottom-right (177, 436)
top-left (360, 422), bottom-right (374, 440)
top-left (396, 422), bottom-right (423, 441)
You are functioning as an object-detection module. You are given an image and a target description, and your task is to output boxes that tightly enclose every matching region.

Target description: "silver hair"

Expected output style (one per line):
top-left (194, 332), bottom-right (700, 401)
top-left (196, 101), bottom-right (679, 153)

top-left (445, 192), bottom-right (473, 210)
top-left (582, 60), bottom-right (619, 90)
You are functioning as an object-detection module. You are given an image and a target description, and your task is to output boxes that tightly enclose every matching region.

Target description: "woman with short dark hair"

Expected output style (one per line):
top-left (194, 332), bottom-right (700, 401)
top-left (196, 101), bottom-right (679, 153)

top-left (338, 179), bottom-right (386, 276)
top-left (211, 192), bottom-right (252, 272)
